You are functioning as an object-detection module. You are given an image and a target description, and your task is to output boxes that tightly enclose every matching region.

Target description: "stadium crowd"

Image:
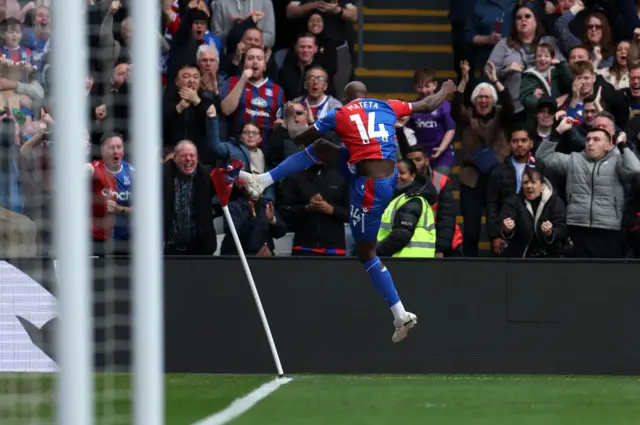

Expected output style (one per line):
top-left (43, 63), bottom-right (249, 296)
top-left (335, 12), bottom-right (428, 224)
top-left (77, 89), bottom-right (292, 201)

top-left (1, 0), bottom-right (640, 259)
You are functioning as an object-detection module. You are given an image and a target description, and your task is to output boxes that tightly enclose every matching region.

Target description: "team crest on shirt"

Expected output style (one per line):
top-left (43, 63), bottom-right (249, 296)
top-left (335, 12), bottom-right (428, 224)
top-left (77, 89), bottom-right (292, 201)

top-left (265, 88), bottom-right (273, 97)
top-left (251, 97), bottom-right (268, 108)
top-left (123, 175), bottom-right (131, 185)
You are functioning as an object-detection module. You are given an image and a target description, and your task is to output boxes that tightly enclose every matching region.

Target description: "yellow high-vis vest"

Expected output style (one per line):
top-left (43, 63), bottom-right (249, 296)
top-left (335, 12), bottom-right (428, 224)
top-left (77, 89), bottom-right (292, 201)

top-left (377, 194), bottom-right (437, 258)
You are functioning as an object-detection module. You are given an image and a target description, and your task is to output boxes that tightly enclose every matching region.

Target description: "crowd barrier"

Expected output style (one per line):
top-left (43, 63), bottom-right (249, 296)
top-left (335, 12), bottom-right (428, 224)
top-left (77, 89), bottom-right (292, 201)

top-left (2, 257), bottom-right (639, 374)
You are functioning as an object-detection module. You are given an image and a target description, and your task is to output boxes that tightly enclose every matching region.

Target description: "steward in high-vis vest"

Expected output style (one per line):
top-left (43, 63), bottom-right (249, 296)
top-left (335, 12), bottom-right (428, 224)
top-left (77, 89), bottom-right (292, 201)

top-left (430, 170), bottom-right (464, 256)
top-left (376, 174), bottom-right (438, 258)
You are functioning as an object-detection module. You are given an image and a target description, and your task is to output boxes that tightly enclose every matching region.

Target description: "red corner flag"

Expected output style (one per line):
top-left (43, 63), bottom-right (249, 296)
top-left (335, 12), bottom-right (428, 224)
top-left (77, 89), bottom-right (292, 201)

top-left (210, 159), bottom-right (244, 207)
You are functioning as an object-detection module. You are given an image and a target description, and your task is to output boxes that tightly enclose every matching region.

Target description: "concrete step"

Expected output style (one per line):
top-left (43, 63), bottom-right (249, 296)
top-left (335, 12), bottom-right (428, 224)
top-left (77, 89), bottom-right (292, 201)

top-left (361, 27), bottom-right (451, 46)
top-left (356, 45), bottom-right (452, 71)
top-left (361, 13), bottom-right (450, 25)
top-left (359, 23), bottom-right (451, 32)
top-left (362, 4), bottom-right (450, 14)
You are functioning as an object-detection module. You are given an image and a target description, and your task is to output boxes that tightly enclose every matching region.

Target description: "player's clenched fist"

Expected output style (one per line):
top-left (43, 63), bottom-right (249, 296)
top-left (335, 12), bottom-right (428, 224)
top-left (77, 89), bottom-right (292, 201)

top-left (441, 79), bottom-right (456, 94)
top-left (503, 217), bottom-right (515, 233)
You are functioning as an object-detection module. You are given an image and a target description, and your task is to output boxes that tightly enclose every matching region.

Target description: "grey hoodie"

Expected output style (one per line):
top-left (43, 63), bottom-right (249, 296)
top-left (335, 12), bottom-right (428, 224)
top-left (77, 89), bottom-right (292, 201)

top-left (212, 0), bottom-right (275, 48)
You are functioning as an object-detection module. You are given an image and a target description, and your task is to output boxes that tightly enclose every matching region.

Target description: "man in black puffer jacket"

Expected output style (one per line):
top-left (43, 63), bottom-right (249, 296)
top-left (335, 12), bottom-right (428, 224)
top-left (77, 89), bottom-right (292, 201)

top-left (486, 126), bottom-right (535, 256)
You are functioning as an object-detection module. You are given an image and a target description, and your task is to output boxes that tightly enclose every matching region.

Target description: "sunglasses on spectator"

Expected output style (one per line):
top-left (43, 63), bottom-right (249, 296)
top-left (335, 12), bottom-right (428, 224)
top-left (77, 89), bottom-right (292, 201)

top-left (242, 130), bottom-right (260, 136)
top-left (294, 109), bottom-right (305, 115)
top-left (516, 13), bottom-right (532, 20)
top-left (586, 24), bottom-right (602, 30)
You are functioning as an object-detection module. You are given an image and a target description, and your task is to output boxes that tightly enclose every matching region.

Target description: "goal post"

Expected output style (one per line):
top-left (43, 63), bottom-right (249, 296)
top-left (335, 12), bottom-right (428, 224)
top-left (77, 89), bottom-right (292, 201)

top-left (130, 0), bottom-right (164, 423)
top-left (48, 0), bottom-right (165, 423)
top-left (50, 1), bottom-right (92, 425)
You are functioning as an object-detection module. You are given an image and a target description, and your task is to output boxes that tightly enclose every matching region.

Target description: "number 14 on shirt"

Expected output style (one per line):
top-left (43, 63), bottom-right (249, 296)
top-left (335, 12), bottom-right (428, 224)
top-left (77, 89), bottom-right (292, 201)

top-left (350, 112), bottom-right (390, 144)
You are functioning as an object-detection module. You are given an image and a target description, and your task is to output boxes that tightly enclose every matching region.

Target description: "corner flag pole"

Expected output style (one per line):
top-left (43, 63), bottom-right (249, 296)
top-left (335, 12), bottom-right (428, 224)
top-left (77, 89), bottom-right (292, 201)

top-left (211, 163), bottom-right (285, 377)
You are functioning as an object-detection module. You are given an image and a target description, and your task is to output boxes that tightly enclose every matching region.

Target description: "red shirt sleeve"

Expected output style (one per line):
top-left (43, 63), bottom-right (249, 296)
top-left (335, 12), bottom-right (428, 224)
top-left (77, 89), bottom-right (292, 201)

top-left (387, 100), bottom-right (413, 119)
top-left (166, 15), bottom-right (180, 35)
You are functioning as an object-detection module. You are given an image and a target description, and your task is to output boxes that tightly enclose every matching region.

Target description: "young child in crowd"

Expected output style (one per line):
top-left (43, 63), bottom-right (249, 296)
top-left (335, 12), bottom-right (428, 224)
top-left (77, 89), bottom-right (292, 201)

top-left (405, 68), bottom-right (456, 176)
top-left (519, 43), bottom-right (572, 126)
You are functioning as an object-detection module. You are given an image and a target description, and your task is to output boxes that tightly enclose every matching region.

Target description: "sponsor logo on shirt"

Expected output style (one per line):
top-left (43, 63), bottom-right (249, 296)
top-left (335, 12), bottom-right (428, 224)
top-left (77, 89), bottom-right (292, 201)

top-left (101, 188), bottom-right (131, 202)
top-left (245, 108), bottom-right (270, 118)
top-left (251, 97), bottom-right (268, 108)
top-left (414, 119), bottom-right (438, 129)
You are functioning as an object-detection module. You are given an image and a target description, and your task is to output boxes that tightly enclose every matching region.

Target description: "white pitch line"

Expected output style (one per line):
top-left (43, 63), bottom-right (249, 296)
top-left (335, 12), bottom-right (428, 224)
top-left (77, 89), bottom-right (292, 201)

top-left (192, 376), bottom-right (293, 425)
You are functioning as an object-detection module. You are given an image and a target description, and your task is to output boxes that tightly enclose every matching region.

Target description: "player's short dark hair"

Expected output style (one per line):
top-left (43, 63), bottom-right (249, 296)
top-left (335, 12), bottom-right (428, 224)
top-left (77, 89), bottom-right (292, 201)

top-left (100, 132), bottom-right (124, 146)
top-left (396, 158), bottom-right (417, 175)
top-left (583, 95), bottom-right (597, 105)
top-left (536, 42), bottom-right (556, 57)
top-left (412, 68), bottom-right (437, 85)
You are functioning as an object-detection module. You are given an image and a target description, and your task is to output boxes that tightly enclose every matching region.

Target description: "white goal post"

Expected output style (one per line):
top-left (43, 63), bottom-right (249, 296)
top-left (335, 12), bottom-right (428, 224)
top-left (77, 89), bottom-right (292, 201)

top-left (50, 0), bottom-right (164, 423)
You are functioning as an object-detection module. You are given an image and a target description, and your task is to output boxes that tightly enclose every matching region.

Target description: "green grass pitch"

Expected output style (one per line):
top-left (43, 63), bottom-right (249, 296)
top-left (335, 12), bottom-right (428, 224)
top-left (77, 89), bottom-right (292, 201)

top-left (1, 374), bottom-right (640, 424)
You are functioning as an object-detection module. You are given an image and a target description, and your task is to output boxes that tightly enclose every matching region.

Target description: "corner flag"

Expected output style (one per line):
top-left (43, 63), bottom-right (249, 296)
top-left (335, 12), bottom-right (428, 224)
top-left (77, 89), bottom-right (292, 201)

top-left (210, 159), bottom-right (244, 207)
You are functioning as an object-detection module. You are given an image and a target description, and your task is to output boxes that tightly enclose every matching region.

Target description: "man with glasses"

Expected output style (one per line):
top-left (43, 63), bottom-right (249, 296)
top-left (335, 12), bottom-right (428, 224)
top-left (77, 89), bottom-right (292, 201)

top-left (293, 66), bottom-right (342, 122)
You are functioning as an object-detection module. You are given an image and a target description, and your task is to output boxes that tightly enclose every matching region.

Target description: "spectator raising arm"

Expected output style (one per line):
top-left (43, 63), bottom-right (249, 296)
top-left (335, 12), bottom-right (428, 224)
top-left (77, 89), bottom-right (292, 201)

top-left (207, 106), bottom-right (230, 160)
top-left (554, 0), bottom-right (585, 56)
top-left (286, 1), bottom-right (321, 20)
top-left (259, 1), bottom-right (276, 48)
top-left (99, 0), bottom-right (122, 72)
top-left (615, 133), bottom-right (640, 184)
top-left (409, 79), bottom-right (457, 113)
top-left (220, 69), bottom-right (252, 116)
top-left (536, 117), bottom-right (575, 175)
top-left (450, 60), bottom-right (471, 125)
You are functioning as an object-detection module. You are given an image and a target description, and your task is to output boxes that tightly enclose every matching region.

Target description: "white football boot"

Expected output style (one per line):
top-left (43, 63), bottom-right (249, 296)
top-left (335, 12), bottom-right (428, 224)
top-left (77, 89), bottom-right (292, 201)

top-left (242, 173), bottom-right (266, 198)
top-left (392, 312), bottom-right (417, 343)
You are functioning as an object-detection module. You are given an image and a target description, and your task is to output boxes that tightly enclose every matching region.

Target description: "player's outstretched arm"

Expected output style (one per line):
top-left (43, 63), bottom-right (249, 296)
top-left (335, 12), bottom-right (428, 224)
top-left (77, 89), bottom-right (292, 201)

top-left (286, 115), bottom-right (320, 145)
top-left (410, 79), bottom-right (457, 114)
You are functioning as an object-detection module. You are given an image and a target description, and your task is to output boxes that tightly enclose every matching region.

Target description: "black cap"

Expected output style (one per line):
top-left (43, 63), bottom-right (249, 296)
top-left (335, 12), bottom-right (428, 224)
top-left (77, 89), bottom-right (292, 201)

top-left (535, 95), bottom-right (557, 114)
top-left (191, 9), bottom-right (209, 23)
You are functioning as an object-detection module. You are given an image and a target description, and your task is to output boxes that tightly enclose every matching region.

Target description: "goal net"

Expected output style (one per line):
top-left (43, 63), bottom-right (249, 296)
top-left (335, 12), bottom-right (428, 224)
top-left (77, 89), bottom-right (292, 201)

top-left (0, 0), bottom-right (162, 424)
